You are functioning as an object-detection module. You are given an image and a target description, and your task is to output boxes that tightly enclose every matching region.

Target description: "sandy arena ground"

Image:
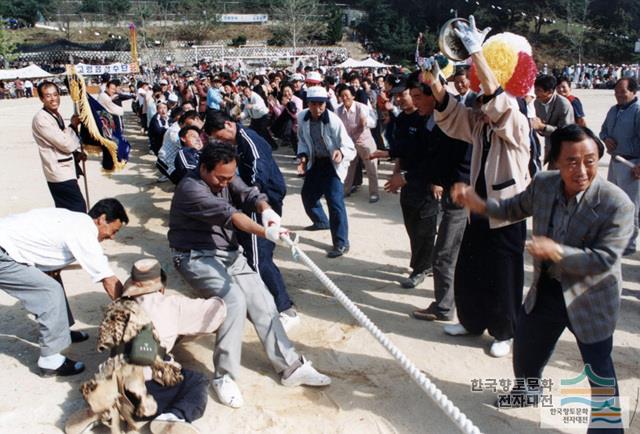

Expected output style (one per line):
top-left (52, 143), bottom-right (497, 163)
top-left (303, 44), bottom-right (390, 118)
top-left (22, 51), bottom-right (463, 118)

top-left (0, 89), bottom-right (638, 434)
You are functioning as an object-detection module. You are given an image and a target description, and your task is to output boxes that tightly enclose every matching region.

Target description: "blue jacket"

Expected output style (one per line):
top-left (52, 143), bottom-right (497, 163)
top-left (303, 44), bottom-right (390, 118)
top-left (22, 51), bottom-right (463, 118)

top-left (235, 125), bottom-right (286, 213)
top-left (173, 147), bottom-right (200, 184)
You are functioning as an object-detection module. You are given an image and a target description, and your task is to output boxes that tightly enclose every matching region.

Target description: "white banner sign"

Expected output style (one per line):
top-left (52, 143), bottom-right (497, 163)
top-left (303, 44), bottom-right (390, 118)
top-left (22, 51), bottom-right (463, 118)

top-left (218, 14), bottom-right (268, 23)
top-left (75, 62), bottom-right (137, 75)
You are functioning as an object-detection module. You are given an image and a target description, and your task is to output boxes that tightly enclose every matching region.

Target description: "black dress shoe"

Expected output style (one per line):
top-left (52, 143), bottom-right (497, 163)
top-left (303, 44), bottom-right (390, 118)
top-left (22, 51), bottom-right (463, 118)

top-left (304, 224), bottom-right (330, 231)
top-left (401, 272), bottom-right (426, 288)
top-left (40, 358), bottom-right (85, 377)
top-left (327, 245), bottom-right (349, 258)
top-left (70, 330), bottom-right (89, 343)
top-left (412, 305), bottom-right (452, 322)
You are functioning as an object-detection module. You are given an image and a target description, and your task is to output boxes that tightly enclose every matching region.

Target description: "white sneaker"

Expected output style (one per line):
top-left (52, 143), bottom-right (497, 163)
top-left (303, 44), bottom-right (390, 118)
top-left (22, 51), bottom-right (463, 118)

top-left (489, 339), bottom-right (513, 358)
top-left (281, 357), bottom-right (331, 387)
top-left (279, 308), bottom-right (301, 332)
top-left (211, 374), bottom-right (244, 408)
top-left (443, 323), bottom-right (470, 336)
top-left (150, 412), bottom-right (199, 434)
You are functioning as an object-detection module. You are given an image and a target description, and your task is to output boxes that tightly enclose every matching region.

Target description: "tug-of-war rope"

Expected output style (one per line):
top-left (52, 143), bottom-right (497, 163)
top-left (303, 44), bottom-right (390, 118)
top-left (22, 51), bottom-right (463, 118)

top-left (280, 233), bottom-right (483, 434)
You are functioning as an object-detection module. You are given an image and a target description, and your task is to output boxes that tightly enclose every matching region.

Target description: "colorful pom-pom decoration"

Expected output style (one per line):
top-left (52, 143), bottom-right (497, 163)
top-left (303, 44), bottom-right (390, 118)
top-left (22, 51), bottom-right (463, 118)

top-left (467, 32), bottom-right (537, 97)
top-left (505, 52), bottom-right (538, 97)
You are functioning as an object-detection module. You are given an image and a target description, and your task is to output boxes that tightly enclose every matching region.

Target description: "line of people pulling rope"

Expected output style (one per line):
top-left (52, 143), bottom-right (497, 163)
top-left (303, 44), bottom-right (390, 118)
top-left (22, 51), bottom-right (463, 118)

top-left (0, 14), bottom-right (638, 434)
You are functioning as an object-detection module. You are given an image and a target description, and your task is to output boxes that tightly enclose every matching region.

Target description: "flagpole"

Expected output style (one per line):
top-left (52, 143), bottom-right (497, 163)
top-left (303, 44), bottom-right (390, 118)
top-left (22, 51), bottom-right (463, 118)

top-left (66, 64), bottom-right (91, 209)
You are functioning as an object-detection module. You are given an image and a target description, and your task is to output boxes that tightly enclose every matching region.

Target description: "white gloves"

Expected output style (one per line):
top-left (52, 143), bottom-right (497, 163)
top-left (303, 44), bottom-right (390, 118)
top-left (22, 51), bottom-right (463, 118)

top-left (261, 208), bottom-right (281, 229)
top-left (422, 57), bottom-right (441, 78)
top-left (453, 15), bottom-right (491, 55)
top-left (265, 225), bottom-right (289, 245)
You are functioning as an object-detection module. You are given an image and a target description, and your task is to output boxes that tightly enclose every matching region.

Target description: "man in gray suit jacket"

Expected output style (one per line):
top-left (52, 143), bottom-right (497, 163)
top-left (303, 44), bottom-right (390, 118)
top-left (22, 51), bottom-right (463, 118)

top-left (532, 75), bottom-right (575, 166)
top-left (452, 125), bottom-right (634, 425)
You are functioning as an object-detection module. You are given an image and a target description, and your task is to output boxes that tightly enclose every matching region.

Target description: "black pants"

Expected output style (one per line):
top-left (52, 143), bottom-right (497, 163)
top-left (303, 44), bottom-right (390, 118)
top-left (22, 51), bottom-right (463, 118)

top-left (454, 217), bottom-right (525, 340)
top-left (145, 369), bottom-right (209, 423)
top-left (250, 115), bottom-right (278, 150)
top-left (513, 272), bottom-right (622, 433)
top-left (47, 179), bottom-right (86, 213)
top-left (401, 194), bottom-right (439, 275)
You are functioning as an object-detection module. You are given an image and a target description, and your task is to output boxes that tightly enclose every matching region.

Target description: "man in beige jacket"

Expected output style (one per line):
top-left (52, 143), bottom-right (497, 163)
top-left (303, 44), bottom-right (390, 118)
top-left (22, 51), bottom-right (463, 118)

top-left (32, 81), bottom-right (86, 212)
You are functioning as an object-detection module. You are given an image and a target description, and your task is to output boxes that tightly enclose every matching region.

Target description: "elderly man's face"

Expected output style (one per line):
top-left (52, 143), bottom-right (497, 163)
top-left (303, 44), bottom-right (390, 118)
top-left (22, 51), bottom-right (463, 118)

top-left (614, 80), bottom-right (635, 106)
top-left (308, 101), bottom-right (326, 119)
top-left (556, 138), bottom-right (599, 198)
top-left (453, 75), bottom-right (470, 96)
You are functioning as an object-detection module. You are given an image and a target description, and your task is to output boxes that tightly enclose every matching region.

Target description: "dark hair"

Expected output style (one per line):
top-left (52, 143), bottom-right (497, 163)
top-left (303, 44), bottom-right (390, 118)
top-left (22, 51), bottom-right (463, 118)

top-left (106, 79), bottom-right (120, 88)
top-left (204, 111), bottom-right (231, 135)
top-left (406, 71), bottom-right (433, 96)
top-left (88, 198), bottom-right (129, 224)
top-left (534, 74), bottom-right (557, 92)
top-left (616, 77), bottom-right (638, 93)
top-left (199, 142), bottom-right (237, 171)
top-left (336, 84), bottom-right (356, 97)
top-left (237, 80), bottom-right (249, 88)
top-left (454, 68), bottom-right (469, 78)
top-left (137, 81), bottom-right (148, 89)
top-left (170, 106), bottom-right (184, 120)
top-left (548, 124), bottom-right (605, 164)
top-left (556, 76), bottom-right (571, 87)
top-left (37, 81), bottom-right (60, 97)
top-left (179, 125), bottom-right (201, 139)
top-left (222, 80), bottom-right (234, 88)
top-left (179, 110), bottom-right (199, 126)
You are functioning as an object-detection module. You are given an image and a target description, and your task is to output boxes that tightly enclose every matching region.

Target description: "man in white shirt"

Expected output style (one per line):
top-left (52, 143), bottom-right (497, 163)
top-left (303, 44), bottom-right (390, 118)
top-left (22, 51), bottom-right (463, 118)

top-left (0, 198), bottom-right (128, 377)
top-left (237, 80), bottom-right (277, 149)
top-left (97, 80), bottom-right (125, 118)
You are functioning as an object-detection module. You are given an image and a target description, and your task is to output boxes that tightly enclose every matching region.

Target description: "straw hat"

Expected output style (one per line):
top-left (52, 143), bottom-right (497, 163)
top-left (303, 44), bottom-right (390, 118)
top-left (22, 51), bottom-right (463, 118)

top-left (122, 258), bottom-right (166, 297)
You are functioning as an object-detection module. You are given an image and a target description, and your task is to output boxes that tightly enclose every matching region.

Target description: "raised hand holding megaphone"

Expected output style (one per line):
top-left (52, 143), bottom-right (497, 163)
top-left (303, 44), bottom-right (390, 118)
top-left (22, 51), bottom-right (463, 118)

top-left (452, 15), bottom-right (492, 55)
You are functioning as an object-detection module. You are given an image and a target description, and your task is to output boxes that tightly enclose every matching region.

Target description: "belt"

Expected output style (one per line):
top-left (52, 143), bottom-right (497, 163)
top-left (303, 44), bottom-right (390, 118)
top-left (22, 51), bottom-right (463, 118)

top-left (172, 247), bottom-right (190, 253)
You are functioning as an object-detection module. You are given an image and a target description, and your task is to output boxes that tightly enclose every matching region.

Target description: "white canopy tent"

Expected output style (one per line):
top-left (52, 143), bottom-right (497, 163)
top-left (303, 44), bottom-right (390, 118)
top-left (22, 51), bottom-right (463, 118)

top-left (0, 64), bottom-right (53, 80)
top-left (358, 57), bottom-right (392, 68)
top-left (334, 57), bottom-right (392, 69)
top-left (335, 57), bottom-right (362, 68)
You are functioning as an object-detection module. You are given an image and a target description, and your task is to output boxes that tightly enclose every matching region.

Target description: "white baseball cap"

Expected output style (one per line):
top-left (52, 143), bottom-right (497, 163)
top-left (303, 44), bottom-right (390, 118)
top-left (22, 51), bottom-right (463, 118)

top-left (306, 86), bottom-right (328, 102)
top-left (305, 71), bottom-right (323, 84)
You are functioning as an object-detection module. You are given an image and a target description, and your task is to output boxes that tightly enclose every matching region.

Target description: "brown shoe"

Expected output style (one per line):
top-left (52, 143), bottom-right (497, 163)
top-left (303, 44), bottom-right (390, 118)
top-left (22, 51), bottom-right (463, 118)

top-left (412, 306), bottom-right (452, 322)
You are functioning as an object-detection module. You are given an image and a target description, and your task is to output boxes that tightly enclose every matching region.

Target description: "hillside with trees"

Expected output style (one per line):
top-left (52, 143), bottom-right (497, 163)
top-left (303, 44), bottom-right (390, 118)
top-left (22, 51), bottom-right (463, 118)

top-left (1, 0), bottom-right (639, 65)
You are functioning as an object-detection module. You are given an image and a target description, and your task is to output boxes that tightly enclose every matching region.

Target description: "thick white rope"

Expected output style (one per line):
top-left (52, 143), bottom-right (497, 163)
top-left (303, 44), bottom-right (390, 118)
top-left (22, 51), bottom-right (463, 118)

top-left (281, 234), bottom-right (483, 434)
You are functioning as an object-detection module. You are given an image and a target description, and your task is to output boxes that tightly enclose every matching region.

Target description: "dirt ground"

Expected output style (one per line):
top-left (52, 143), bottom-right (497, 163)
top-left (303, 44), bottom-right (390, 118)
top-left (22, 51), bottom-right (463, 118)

top-left (0, 89), bottom-right (638, 434)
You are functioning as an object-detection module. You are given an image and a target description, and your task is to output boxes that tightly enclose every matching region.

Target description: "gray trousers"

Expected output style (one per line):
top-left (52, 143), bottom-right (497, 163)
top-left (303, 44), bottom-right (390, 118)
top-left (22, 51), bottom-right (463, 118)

top-left (173, 248), bottom-right (300, 380)
top-left (608, 158), bottom-right (639, 253)
top-left (431, 199), bottom-right (468, 315)
top-left (0, 249), bottom-right (71, 356)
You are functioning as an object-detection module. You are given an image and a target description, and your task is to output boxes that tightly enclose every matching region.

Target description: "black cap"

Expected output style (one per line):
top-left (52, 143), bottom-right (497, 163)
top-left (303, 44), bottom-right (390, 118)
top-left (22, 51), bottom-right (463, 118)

top-left (389, 75), bottom-right (407, 95)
